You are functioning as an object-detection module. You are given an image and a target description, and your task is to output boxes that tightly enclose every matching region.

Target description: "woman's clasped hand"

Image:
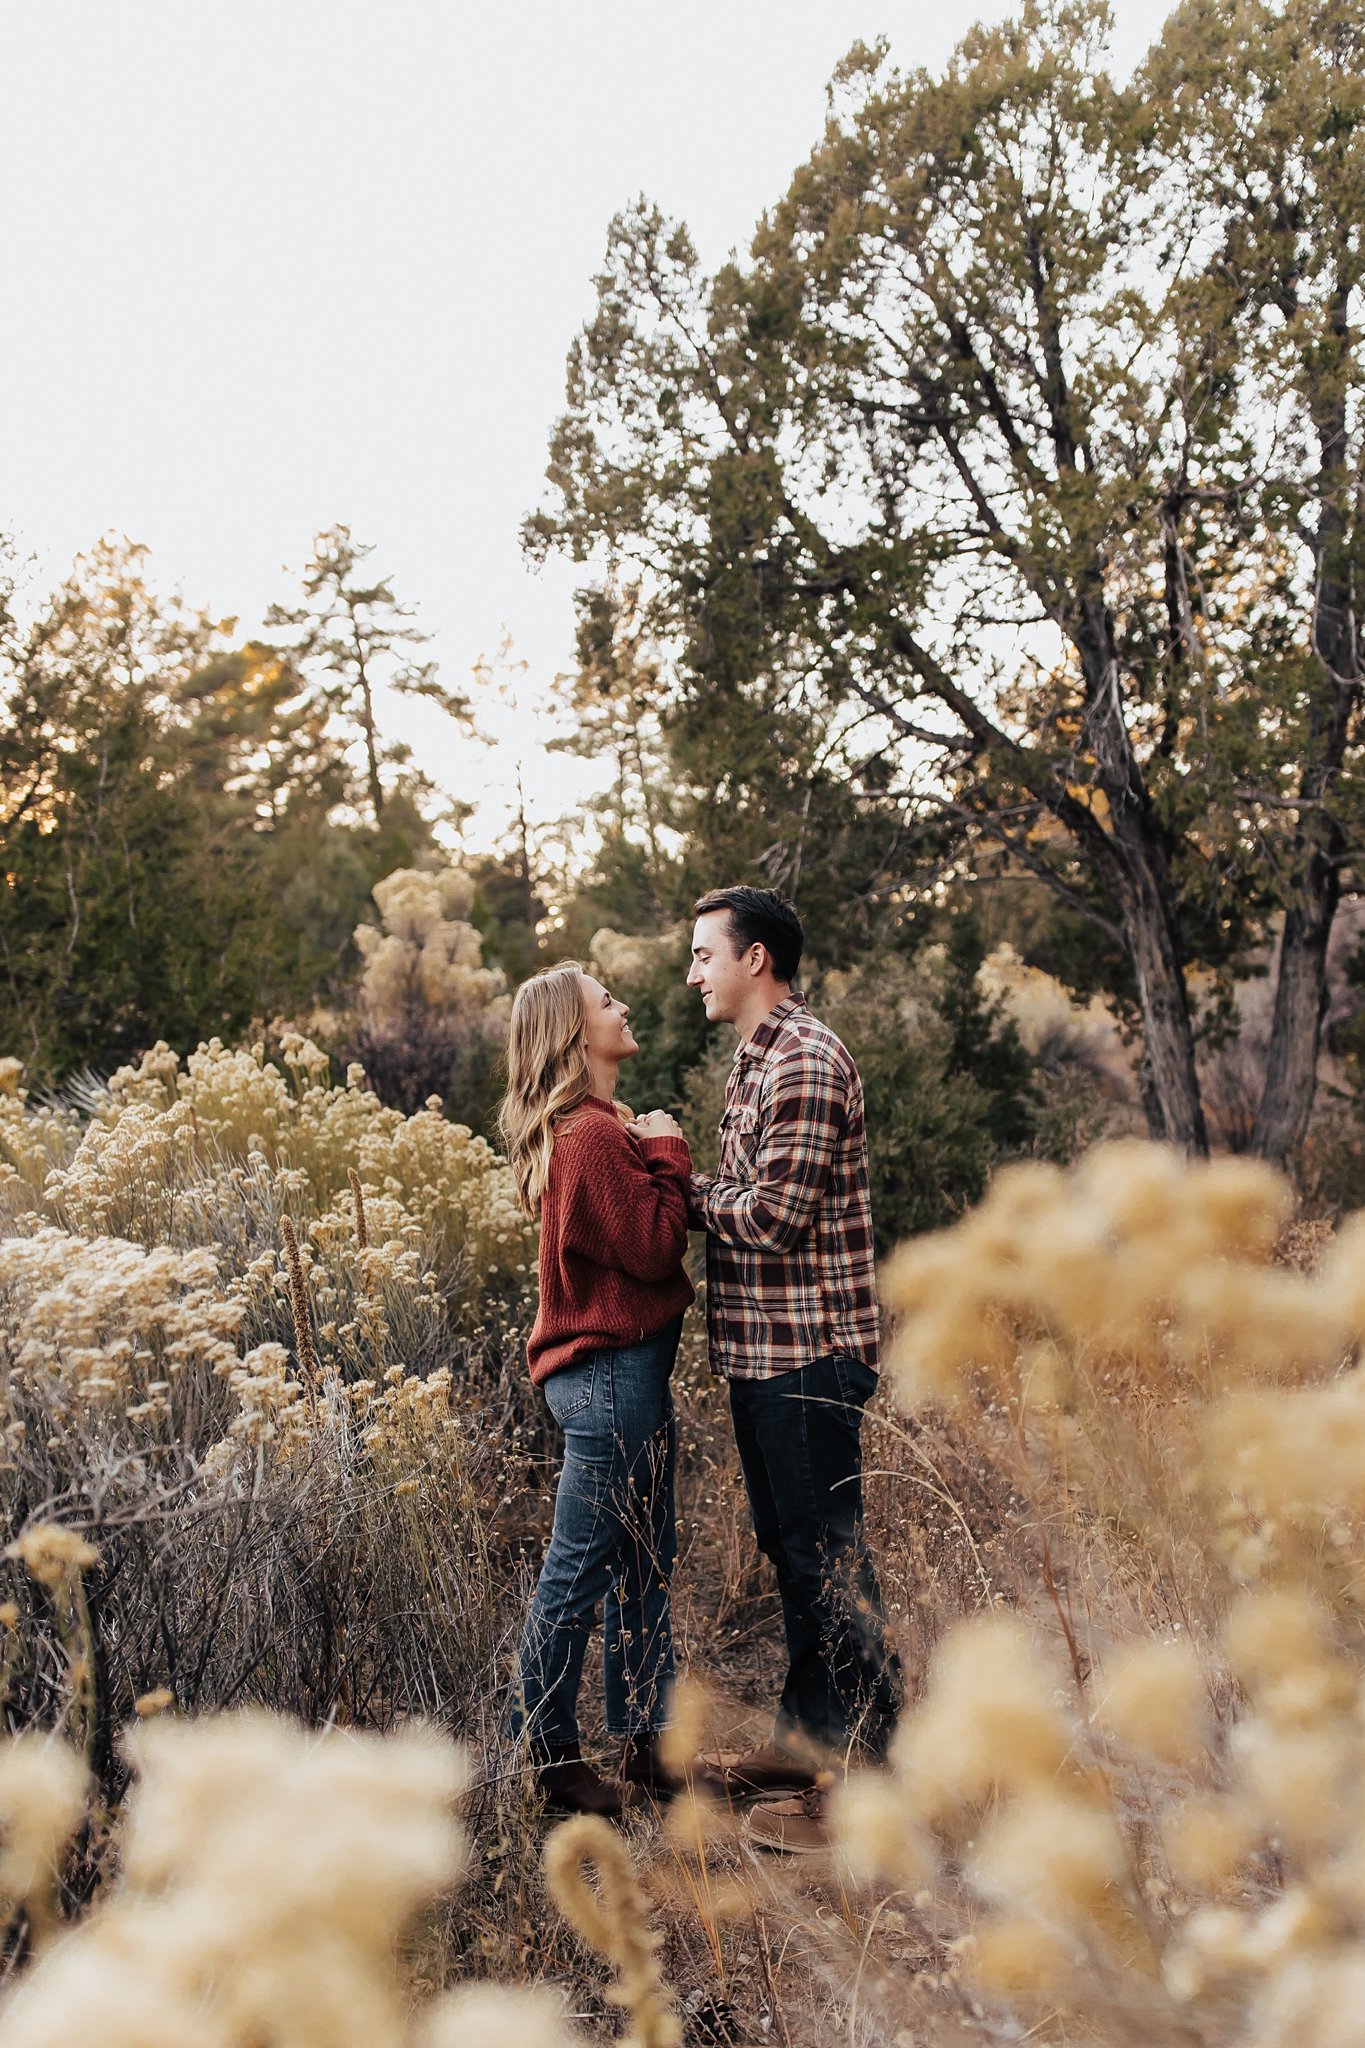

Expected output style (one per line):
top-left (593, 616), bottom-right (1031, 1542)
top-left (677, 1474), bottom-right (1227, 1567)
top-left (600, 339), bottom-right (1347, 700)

top-left (628, 1108), bottom-right (683, 1140)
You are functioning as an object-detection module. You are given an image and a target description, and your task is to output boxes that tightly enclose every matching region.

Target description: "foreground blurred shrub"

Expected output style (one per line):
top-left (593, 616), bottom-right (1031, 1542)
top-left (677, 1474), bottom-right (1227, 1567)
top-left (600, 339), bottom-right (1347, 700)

top-left (0, 1708), bottom-right (599, 2048)
top-left (835, 1142), bottom-right (1365, 2045)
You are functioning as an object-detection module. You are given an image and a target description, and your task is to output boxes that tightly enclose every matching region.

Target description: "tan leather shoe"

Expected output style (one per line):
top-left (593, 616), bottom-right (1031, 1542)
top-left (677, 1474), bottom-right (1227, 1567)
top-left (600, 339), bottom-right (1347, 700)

top-left (702, 1744), bottom-right (822, 1804)
top-left (743, 1783), bottom-right (831, 1855)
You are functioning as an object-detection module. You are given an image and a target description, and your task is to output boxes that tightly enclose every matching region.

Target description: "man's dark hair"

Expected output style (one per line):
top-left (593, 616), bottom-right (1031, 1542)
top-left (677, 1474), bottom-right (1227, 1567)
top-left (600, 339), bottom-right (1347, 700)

top-left (693, 886), bottom-right (804, 986)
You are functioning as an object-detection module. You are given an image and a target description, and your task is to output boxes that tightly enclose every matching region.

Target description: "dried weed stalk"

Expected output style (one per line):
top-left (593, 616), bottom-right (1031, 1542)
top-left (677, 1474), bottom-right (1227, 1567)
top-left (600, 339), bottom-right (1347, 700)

top-left (544, 1814), bottom-right (682, 2048)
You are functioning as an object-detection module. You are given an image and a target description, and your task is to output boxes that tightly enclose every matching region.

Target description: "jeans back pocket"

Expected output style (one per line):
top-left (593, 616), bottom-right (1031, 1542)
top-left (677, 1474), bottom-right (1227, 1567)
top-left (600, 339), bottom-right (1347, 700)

top-left (543, 1354), bottom-right (597, 1422)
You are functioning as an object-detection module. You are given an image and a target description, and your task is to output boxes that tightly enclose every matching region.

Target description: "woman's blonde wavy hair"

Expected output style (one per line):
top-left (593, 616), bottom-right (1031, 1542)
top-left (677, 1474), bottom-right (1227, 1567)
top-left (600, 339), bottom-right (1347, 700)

top-left (498, 960), bottom-right (594, 1215)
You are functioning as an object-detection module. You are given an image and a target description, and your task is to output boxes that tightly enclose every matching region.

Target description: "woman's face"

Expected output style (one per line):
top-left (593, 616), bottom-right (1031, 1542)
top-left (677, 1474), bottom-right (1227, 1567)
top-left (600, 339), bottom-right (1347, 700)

top-left (579, 973), bottom-right (637, 1068)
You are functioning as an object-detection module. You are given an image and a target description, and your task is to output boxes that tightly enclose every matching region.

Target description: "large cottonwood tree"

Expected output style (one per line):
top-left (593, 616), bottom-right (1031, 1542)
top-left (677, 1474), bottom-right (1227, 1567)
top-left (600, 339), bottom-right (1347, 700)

top-left (1147, 0), bottom-right (1365, 1156)
top-left (529, 0), bottom-right (1364, 1158)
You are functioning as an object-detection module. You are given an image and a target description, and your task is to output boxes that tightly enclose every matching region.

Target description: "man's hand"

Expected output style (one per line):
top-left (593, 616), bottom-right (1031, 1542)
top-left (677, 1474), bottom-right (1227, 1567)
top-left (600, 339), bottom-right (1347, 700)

top-left (631, 1109), bottom-right (684, 1140)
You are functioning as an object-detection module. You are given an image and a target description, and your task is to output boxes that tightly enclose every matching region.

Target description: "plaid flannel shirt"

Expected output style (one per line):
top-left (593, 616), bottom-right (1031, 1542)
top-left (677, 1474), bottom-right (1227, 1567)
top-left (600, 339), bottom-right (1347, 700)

top-left (689, 993), bottom-right (880, 1380)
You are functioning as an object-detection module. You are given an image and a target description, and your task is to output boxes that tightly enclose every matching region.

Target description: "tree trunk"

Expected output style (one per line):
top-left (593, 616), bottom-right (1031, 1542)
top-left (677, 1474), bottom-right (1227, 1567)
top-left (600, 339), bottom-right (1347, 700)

top-left (1111, 843), bottom-right (1210, 1153)
top-left (1252, 288), bottom-right (1358, 1164)
top-left (883, 613), bottom-right (1210, 1151)
top-left (1074, 590), bottom-right (1210, 1155)
top-left (1250, 563), bottom-right (1353, 1162)
top-left (1252, 877), bottom-right (1340, 1162)
top-left (359, 674), bottom-right (385, 825)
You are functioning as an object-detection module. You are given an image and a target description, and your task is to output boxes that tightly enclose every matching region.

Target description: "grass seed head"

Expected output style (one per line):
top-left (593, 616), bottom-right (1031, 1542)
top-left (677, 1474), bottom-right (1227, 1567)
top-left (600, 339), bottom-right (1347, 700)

top-left (543, 1814), bottom-right (681, 2048)
top-left (1162, 1794), bottom-right (1259, 1892)
top-left (1222, 1589), bottom-right (1348, 1718)
top-left (891, 1611), bottom-right (1072, 1827)
top-left (1097, 1637), bottom-right (1210, 1765)
top-left (0, 1735), bottom-right (89, 1903)
top-left (968, 1913), bottom-right (1081, 2003)
top-left (420, 1984), bottom-right (582, 2048)
top-left (970, 1787), bottom-right (1127, 1925)
top-left (6, 1524), bottom-right (100, 1592)
top-left (830, 1771), bottom-right (935, 1888)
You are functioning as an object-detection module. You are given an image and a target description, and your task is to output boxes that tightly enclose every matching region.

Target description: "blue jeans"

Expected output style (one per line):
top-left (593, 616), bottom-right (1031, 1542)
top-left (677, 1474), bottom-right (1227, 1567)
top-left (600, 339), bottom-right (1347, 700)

top-left (729, 1350), bottom-right (903, 1760)
top-left (514, 1316), bottom-right (681, 1755)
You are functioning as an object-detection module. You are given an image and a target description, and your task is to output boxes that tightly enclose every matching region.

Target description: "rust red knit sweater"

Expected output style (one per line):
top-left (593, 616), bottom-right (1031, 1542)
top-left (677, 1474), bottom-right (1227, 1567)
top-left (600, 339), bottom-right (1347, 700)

top-left (527, 1096), bottom-right (694, 1385)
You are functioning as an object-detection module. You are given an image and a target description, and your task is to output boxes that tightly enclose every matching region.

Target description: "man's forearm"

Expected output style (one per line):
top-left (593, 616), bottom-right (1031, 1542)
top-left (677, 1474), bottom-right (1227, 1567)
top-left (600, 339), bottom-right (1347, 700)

top-left (692, 1172), bottom-right (808, 1253)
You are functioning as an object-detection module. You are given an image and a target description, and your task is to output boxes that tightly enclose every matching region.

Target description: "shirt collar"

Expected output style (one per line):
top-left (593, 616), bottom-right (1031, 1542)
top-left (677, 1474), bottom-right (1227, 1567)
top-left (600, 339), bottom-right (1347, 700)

top-left (735, 991), bottom-right (806, 1062)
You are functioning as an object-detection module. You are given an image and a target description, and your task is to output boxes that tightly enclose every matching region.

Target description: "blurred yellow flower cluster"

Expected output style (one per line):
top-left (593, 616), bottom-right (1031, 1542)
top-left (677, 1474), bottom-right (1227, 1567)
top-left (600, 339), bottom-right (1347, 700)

top-left (839, 1140), bottom-right (1365, 2044)
top-left (0, 1710), bottom-right (585, 2048)
top-left (881, 1139), bottom-right (1362, 1409)
top-left (834, 1587), bottom-right (1365, 2043)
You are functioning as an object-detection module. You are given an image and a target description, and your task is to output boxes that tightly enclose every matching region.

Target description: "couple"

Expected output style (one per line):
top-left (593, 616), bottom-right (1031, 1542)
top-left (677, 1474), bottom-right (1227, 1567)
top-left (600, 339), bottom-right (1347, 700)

top-left (498, 886), bottom-right (902, 1852)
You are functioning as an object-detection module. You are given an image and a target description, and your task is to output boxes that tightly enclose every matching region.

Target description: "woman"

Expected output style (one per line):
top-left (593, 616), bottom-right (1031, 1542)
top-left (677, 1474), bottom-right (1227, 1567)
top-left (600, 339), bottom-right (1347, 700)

top-left (499, 959), bottom-right (692, 1818)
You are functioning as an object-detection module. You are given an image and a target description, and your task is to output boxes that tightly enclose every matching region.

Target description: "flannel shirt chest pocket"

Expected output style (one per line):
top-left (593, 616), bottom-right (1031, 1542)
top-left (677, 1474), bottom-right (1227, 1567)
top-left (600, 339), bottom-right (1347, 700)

top-left (718, 1100), bottom-right (761, 1180)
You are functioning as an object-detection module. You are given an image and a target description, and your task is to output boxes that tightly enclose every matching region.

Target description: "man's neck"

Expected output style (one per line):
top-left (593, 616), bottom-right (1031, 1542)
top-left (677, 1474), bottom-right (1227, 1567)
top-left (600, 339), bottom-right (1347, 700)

top-left (735, 983), bottom-right (792, 1044)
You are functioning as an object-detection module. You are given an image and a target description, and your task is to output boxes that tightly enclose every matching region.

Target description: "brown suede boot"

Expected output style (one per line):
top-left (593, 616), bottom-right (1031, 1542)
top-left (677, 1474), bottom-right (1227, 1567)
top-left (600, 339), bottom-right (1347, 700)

top-left (536, 1744), bottom-right (646, 1820)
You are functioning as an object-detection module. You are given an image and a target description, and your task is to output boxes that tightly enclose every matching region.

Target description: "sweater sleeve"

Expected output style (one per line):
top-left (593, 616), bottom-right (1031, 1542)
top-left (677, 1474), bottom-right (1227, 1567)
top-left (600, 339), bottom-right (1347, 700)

top-left (556, 1120), bottom-right (693, 1282)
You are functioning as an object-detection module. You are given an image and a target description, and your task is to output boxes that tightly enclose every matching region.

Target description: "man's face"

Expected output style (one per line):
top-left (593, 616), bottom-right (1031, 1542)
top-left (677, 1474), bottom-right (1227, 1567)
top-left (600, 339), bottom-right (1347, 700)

top-left (687, 910), bottom-right (751, 1024)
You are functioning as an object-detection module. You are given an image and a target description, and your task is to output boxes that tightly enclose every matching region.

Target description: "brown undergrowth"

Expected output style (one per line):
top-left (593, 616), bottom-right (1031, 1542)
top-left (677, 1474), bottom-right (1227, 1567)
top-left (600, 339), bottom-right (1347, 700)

top-left (5, 1049), bottom-right (1365, 2045)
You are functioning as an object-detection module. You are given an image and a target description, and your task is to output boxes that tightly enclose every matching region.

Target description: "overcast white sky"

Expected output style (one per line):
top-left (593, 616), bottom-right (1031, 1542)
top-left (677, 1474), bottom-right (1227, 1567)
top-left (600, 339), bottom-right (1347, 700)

top-left (3, 0), bottom-right (1174, 851)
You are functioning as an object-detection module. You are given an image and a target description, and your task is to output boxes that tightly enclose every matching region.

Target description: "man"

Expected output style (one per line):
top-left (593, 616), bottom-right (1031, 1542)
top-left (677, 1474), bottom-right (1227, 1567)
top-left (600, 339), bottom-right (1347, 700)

top-left (685, 885), bottom-right (903, 1852)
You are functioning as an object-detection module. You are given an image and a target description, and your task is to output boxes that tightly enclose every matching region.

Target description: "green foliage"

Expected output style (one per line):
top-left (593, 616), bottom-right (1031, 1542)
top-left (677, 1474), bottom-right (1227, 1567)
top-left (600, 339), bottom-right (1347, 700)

top-left (529, 0), bottom-right (1365, 1158)
top-left (819, 940), bottom-right (1039, 1251)
top-left (467, 853), bottom-right (554, 991)
top-left (266, 525), bottom-right (469, 828)
top-left (551, 585), bottom-right (678, 920)
top-left (0, 541), bottom-right (436, 1086)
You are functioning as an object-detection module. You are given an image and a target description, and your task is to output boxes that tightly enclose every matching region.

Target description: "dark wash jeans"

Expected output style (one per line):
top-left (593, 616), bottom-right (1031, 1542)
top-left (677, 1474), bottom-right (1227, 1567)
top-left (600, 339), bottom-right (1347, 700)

top-left (729, 1350), bottom-right (903, 1761)
top-left (513, 1315), bottom-right (681, 1756)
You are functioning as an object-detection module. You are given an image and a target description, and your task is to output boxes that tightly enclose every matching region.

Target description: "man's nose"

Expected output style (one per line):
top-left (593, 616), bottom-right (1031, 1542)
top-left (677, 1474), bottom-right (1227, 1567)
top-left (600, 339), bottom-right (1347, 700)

top-left (686, 964), bottom-right (701, 985)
